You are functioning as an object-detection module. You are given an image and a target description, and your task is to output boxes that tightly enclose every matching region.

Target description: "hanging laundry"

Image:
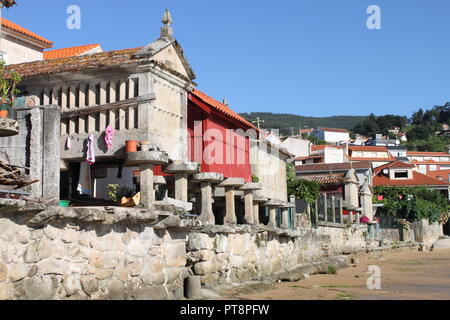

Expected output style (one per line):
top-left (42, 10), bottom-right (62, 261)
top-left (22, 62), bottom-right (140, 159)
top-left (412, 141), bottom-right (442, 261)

top-left (66, 137), bottom-right (72, 150)
top-left (86, 134), bottom-right (96, 165)
top-left (77, 162), bottom-right (92, 196)
top-left (104, 125), bottom-right (115, 150)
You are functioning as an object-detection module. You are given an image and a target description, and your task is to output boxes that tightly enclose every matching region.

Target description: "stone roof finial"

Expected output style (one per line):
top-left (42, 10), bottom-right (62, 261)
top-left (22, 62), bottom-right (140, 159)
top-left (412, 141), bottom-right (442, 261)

top-left (160, 8), bottom-right (174, 40)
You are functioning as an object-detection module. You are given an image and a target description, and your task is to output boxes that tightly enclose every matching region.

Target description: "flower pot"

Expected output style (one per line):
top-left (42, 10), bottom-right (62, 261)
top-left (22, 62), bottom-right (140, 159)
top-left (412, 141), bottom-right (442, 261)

top-left (125, 140), bottom-right (139, 153)
top-left (0, 110), bottom-right (8, 118)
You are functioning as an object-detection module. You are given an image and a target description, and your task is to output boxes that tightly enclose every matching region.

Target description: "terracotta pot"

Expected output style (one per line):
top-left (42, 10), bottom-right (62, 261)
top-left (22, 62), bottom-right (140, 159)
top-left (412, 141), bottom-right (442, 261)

top-left (125, 140), bottom-right (139, 153)
top-left (0, 110), bottom-right (8, 118)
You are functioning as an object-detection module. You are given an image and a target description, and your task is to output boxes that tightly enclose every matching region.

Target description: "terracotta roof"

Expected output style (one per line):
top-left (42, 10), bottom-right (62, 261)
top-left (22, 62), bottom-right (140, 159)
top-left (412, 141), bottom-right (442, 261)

top-left (426, 170), bottom-right (450, 181)
top-left (318, 127), bottom-right (350, 133)
top-left (300, 174), bottom-right (348, 185)
top-left (373, 161), bottom-right (450, 187)
top-left (1, 18), bottom-right (53, 47)
top-left (349, 146), bottom-right (390, 152)
top-left (299, 128), bottom-right (313, 134)
top-left (375, 161), bottom-right (415, 172)
top-left (44, 44), bottom-right (101, 60)
top-left (296, 161), bottom-right (372, 173)
top-left (190, 89), bottom-right (258, 130)
top-left (410, 161), bottom-right (450, 165)
top-left (6, 47), bottom-right (143, 77)
top-left (350, 157), bottom-right (393, 162)
top-left (311, 145), bottom-right (344, 151)
top-left (407, 151), bottom-right (450, 157)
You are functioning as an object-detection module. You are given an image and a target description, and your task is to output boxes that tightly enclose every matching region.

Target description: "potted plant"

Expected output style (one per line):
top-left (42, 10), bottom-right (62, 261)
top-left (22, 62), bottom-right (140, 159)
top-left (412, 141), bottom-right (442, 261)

top-left (0, 61), bottom-right (22, 118)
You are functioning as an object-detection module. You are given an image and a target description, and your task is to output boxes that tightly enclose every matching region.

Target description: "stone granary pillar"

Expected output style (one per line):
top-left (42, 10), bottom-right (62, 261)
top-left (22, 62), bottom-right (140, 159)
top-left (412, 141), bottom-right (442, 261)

top-left (264, 199), bottom-right (285, 228)
top-left (192, 172), bottom-right (224, 225)
top-left (164, 161), bottom-right (200, 202)
top-left (239, 183), bottom-right (262, 224)
top-left (360, 182), bottom-right (374, 221)
top-left (280, 202), bottom-right (296, 229)
top-left (253, 195), bottom-right (268, 225)
top-left (218, 178), bottom-right (245, 225)
top-left (153, 175), bottom-right (167, 200)
top-left (125, 147), bottom-right (169, 207)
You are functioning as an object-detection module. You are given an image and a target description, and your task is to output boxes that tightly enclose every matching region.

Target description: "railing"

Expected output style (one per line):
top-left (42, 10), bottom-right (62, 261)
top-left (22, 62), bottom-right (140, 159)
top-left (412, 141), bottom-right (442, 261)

top-left (29, 77), bottom-right (140, 135)
top-left (312, 193), bottom-right (361, 228)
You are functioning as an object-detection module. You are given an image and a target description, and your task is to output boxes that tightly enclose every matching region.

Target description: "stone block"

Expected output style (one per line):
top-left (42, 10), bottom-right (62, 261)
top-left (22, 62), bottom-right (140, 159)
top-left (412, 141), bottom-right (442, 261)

top-left (8, 263), bottom-right (28, 282)
top-left (62, 274), bottom-right (80, 297)
top-left (187, 233), bottom-right (213, 251)
top-left (214, 235), bottom-right (228, 253)
top-left (0, 283), bottom-right (13, 300)
top-left (0, 263), bottom-right (7, 282)
top-left (21, 275), bottom-right (58, 300)
top-left (164, 161), bottom-right (200, 174)
top-left (80, 276), bottom-right (99, 296)
top-left (23, 243), bottom-right (39, 264)
top-left (218, 178), bottom-right (245, 188)
top-left (194, 260), bottom-right (218, 275)
top-left (165, 243), bottom-right (186, 268)
top-left (134, 285), bottom-right (169, 300)
top-left (192, 172), bottom-right (224, 183)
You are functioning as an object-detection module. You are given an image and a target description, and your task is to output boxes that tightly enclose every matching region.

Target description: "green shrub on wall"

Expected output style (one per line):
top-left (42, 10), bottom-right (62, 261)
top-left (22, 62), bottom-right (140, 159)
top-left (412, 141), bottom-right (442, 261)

top-left (374, 186), bottom-right (450, 223)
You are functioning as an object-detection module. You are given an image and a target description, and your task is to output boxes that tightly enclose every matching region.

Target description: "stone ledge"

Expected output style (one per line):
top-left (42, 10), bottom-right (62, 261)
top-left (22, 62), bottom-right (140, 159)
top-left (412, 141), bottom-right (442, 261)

top-left (0, 198), bottom-right (195, 227)
top-left (0, 118), bottom-right (20, 137)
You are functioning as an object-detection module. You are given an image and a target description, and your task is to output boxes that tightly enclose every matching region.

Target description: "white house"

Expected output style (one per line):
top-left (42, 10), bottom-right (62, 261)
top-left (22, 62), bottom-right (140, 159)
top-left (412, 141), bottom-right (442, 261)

top-left (0, 18), bottom-right (53, 64)
top-left (312, 127), bottom-right (350, 144)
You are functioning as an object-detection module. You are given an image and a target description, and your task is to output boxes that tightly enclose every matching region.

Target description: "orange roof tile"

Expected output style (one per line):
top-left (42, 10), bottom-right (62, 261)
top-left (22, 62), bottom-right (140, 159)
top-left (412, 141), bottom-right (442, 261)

top-left (190, 89), bottom-right (258, 131)
top-left (1, 18), bottom-right (53, 47)
top-left (407, 151), bottom-right (450, 157)
top-left (349, 146), bottom-right (390, 152)
top-left (44, 44), bottom-right (101, 60)
top-left (426, 169), bottom-right (450, 181)
top-left (311, 145), bottom-right (344, 151)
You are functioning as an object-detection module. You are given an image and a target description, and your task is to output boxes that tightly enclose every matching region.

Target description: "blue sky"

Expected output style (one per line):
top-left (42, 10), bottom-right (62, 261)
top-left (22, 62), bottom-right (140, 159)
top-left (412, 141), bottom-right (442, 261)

top-left (3, 0), bottom-right (450, 117)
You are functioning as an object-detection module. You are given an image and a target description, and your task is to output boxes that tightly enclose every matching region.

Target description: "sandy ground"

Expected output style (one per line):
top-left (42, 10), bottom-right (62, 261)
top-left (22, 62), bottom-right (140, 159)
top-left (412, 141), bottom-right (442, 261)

top-left (221, 248), bottom-right (450, 300)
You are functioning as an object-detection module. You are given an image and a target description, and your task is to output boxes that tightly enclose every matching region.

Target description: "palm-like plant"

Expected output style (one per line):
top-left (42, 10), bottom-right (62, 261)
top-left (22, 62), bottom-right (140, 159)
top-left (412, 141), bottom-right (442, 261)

top-left (0, 62), bottom-right (22, 116)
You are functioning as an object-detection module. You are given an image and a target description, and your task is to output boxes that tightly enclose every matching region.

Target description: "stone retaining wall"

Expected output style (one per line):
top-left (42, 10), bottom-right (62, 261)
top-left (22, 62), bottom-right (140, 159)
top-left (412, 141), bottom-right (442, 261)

top-left (0, 200), bottom-right (191, 300)
top-left (0, 200), bottom-right (377, 300)
top-left (187, 224), bottom-right (373, 288)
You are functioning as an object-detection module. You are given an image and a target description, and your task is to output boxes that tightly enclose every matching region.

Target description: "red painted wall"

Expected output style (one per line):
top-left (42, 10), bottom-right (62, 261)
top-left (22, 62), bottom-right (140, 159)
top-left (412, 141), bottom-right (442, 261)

top-left (188, 99), bottom-right (252, 182)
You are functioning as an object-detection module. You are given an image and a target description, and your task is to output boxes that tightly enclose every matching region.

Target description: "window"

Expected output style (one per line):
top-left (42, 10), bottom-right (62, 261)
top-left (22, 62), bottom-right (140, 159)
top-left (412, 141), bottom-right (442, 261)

top-left (0, 52), bottom-right (7, 64)
top-left (394, 171), bottom-right (408, 179)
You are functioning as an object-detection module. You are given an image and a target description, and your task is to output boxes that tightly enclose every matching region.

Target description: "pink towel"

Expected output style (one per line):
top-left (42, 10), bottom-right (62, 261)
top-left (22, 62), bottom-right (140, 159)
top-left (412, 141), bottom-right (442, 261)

top-left (87, 134), bottom-right (95, 165)
top-left (104, 125), bottom-right (115, 150)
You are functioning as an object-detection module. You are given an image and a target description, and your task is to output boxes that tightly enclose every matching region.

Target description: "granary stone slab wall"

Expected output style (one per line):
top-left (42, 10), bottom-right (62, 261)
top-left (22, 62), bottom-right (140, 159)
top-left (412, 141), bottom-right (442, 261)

top-left (251, 141), bottom-right (289, 202)
top-left (0, 106), bottom-right (60, 202)
top-left (186, 224), bottom-right (373, 288)
top-left (411, 220), bottom-right (443, 247)
top-left (0, 202), bottom-right (190, 300)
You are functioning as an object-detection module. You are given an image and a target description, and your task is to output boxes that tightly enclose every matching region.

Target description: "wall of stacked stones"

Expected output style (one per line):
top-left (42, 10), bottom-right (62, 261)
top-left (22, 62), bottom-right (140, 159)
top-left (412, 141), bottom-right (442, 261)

top-left (0, 214), bottom-right (188, 300)
top-left (187, 224), bottom-right (371, 288)
top-left (411, 220), bottom-right (443, 247)
top-left (0, 206), bottom-right (375, 300)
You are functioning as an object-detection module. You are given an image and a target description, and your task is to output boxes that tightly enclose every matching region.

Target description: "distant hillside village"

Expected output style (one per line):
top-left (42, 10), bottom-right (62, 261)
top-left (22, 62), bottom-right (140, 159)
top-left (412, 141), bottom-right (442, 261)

top-left (0, 5), bottom-right (449, 301)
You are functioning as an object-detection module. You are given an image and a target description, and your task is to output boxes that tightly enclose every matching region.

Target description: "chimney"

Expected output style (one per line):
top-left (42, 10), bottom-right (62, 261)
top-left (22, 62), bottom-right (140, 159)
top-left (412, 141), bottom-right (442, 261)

top-left (222, 99), bottom-right (229, 106)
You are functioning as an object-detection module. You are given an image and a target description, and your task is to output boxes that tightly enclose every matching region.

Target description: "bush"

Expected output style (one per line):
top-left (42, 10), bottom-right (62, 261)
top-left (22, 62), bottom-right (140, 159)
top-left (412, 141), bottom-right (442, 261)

top-left (374, 186), bottom-right (449, 223)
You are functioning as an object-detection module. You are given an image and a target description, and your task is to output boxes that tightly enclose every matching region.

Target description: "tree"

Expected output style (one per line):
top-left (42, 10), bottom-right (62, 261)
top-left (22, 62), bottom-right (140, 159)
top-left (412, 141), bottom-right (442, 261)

top-left (286, 163), bottom-right (320, 204)
top-left (406, 125), bottom-right (433, 141)
top-left (0, 0), bottom-right (17, 8)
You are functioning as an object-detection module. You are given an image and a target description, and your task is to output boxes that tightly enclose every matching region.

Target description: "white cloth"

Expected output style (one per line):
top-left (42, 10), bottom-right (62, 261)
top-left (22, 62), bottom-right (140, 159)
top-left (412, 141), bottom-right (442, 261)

top-left (77, 162), bottom-right (92, 195)
top-left (86, 134), bottom-right (95, 165)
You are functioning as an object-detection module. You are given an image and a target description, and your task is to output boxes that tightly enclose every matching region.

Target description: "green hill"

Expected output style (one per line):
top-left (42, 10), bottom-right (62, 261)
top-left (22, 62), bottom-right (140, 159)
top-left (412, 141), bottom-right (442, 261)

top-left (239, 112), bottom-right (368, 136)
